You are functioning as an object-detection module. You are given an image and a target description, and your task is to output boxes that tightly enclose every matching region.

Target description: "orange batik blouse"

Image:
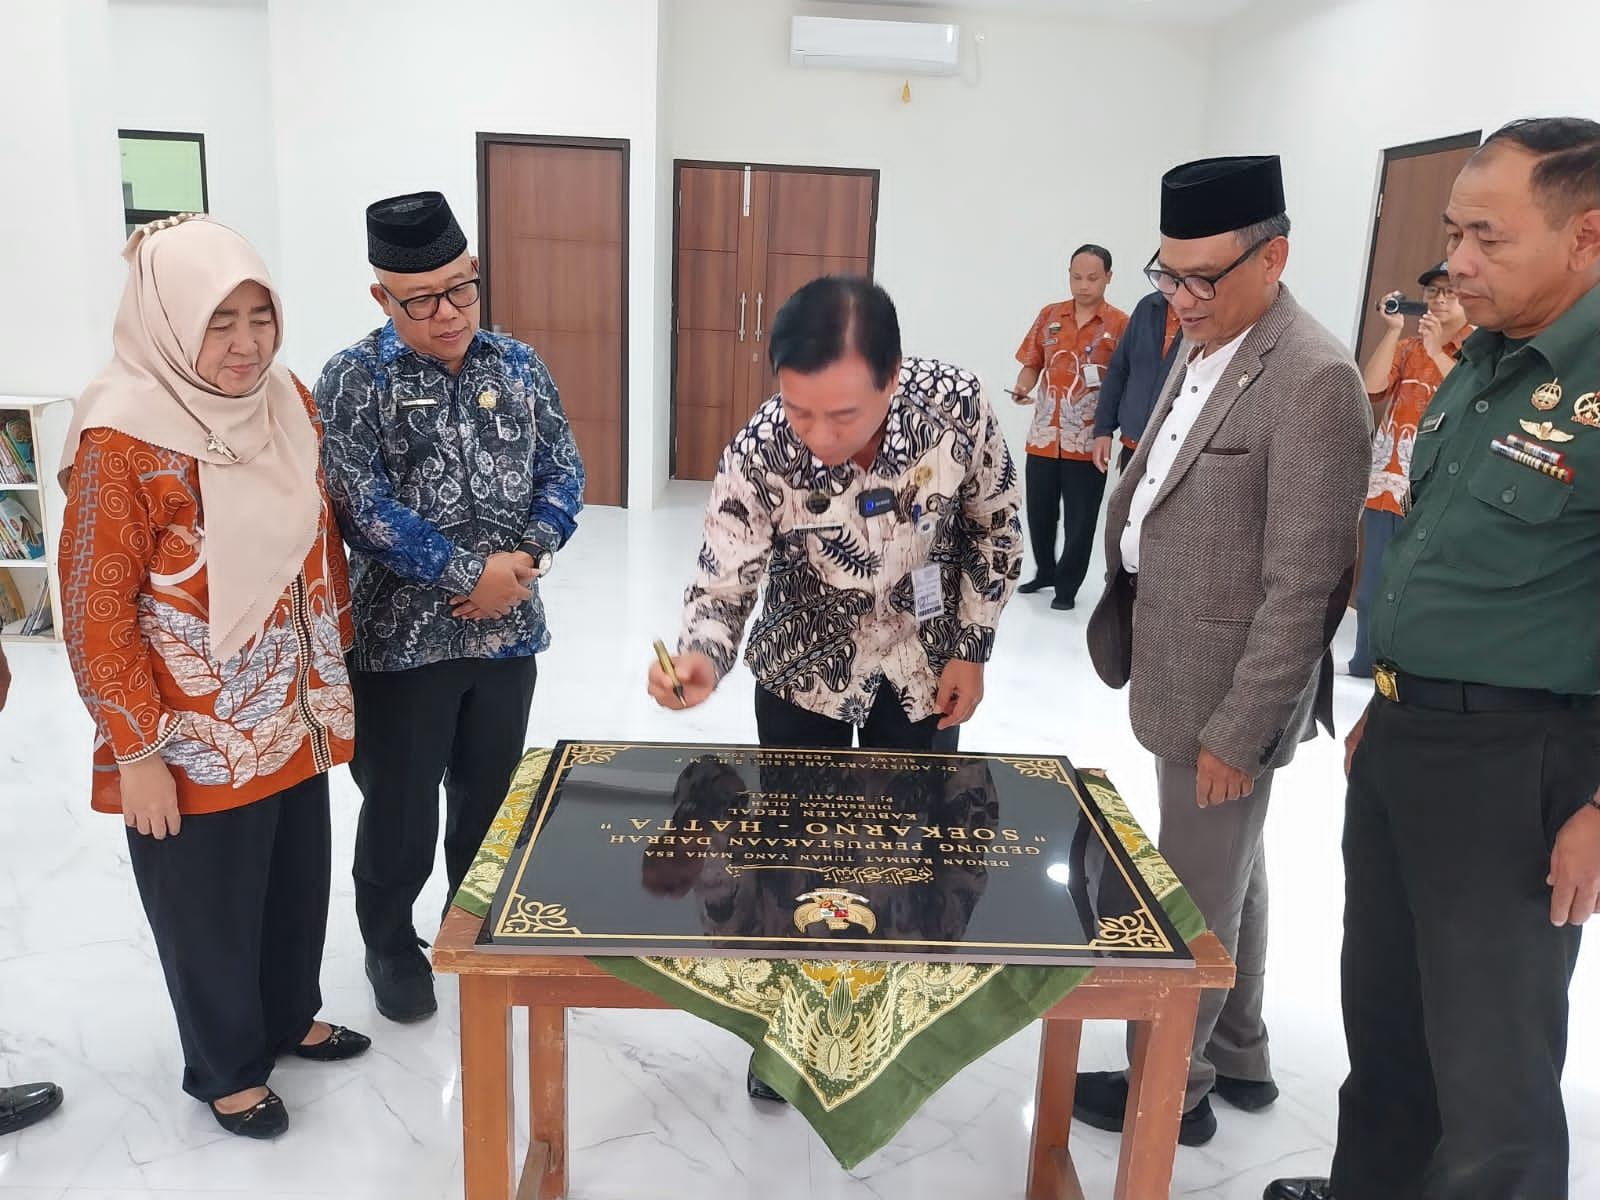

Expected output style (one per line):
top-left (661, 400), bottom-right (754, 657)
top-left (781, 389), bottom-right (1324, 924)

top-left (60, 379), bottom-right (355, 815)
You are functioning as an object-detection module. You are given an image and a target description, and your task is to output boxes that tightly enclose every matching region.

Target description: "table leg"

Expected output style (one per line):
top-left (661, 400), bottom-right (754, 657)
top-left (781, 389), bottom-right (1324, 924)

top-left (1026, 1017), bottom-right (1086, 1200)
top-left (460, 975), bottom-right (516, 1200)
top-left (1114, 988), bottom-right (1200, 1200)
top-left (528, 1006), bottom-right (568, 1200)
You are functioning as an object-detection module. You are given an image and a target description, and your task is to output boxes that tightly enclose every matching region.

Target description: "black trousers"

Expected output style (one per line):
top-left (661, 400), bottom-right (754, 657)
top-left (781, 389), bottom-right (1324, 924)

top-left (754, 683), bottom-right (958, 752)
top-left (1331, 696), bottom-right (1598, 1199)
top-left (351, 655), bottom-right (538, 956)
top-left (1024, 453), bottom-right (1107, 605)
top-left (127, 773), bottom-right (331, 1102)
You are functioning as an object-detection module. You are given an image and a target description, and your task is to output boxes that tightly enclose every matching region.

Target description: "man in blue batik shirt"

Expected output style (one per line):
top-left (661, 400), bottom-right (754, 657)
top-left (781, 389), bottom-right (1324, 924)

top-left (316, 190), bottom-right (584, 1023)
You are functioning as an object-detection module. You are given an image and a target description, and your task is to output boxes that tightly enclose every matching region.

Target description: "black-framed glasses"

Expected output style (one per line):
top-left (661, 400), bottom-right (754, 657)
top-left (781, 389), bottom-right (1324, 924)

top-left (1143, 237), bottom-right (1271, 301)
top-left (383, 278), bottom-right (481, 320)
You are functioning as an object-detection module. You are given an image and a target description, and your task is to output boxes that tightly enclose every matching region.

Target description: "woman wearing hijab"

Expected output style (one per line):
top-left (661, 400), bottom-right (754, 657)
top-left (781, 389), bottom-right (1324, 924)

top-left (59, 215), bottom-right (369, 1140)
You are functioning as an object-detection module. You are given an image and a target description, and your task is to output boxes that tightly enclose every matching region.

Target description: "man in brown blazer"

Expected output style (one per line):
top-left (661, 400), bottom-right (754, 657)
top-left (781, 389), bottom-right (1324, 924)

top-left (1076, 155), bottom-right (1370, 1146)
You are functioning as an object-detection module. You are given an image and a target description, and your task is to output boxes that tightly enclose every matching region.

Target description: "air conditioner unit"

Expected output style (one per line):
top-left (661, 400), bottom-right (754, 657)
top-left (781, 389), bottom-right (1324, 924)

top-left (789, 16), bottom-right (961, 77)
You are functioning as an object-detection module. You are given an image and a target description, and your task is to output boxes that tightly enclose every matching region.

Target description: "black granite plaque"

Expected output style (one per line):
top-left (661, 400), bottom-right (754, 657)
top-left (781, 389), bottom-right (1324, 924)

top-left (481, 741), bottom-right (1191, 966)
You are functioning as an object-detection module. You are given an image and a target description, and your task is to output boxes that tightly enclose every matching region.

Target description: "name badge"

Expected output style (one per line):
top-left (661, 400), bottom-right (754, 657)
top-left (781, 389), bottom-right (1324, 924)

top-left (1420, 411), bottom-right (1446, 434)
top-left (399, 396), bottom-right (440, 409)
top-left (911, 564), bottom-right (943, 622)
top-left (1081, 363), bottom-right (1102, 389)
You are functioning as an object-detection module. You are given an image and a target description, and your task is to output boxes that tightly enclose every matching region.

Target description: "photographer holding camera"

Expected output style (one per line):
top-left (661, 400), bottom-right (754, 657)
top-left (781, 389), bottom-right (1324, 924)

top-left (1347, 261), bottom-right (1470, 677)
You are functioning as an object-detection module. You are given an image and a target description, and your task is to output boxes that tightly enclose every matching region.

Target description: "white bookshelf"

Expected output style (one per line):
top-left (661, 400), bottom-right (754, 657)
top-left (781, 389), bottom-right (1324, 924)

top-left (0, 396), bottom-right (71, 643)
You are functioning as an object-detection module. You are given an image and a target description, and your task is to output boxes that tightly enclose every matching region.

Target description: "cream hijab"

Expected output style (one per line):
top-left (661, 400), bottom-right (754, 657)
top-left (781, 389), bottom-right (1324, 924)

top-left (62, 215), bottom-right (320, 663)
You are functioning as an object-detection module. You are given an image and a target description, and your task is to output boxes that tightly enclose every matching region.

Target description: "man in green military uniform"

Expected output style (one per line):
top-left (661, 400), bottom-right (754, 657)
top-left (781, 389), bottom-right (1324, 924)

top-left (1268, 117), bottom-right (1600, 1200)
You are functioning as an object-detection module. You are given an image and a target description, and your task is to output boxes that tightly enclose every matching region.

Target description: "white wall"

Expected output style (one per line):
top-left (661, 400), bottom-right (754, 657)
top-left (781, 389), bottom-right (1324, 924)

top-left (653, 4), bottom-right (677, 506)
top-left (1204, 0), bottom-right (1600, 348)
top-left (109, 0), bottom-right (282, 282)
top-left (0, 0), bottom-right (125, 398)
top-left (265, 0), bottom-right (669, 505)
top-left (669, 0), bottom-right (1211, 448)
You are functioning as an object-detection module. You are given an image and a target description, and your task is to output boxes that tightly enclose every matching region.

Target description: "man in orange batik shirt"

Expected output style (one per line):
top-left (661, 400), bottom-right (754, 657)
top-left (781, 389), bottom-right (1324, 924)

top-left (1347, 260), bottom-right (1470, 677)
top-left (1011, 245), bottom-right (1129, 610)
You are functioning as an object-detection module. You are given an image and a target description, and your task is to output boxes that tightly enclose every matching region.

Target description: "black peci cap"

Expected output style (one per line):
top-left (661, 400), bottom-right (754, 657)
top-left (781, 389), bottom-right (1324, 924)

top-left (366, 190), bottom-right (468, 274)
top-left (1160, 156), bottom-right (1287, 240)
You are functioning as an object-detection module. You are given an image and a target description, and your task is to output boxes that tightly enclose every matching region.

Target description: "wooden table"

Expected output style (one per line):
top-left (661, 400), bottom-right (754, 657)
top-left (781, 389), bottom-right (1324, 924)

top-left (433, 905), bottom-right (1234, 1200)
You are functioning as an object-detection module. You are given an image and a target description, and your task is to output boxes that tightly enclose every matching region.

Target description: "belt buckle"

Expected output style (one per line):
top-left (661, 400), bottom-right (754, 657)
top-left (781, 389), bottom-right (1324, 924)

top-left (1374, 664), bottom-right (1399, 703)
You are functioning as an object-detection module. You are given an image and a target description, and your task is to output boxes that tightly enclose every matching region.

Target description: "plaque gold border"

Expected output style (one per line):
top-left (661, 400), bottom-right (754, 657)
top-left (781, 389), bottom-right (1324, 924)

top-left (490, 742), bottom-right (1178, 957)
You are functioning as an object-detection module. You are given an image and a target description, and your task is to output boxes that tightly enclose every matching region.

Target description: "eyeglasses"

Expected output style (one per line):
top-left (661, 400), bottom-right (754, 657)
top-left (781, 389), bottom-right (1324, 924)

top-left (383, 278), bottom-right (481, 320)
top-left (1143, 237), bottom-right (1271, 301)
top-left (1422, 284), bottom-right (1456, 300)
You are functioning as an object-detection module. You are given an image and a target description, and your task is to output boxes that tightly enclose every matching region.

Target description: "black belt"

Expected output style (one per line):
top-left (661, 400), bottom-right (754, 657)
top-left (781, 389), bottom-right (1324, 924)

top-left (1373, 663), bottom-right (1587, 714)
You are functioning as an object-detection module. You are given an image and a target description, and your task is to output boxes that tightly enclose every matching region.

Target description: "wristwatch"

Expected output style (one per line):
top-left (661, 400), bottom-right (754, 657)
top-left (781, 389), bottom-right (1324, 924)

top-left (517, 541), bottom-right (553, 576)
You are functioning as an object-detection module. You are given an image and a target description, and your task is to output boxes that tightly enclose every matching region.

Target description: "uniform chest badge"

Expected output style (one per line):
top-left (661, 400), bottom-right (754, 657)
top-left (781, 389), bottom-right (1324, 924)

top-left (477, 389), bottom-right (498, 410)
top-left (1530, 379), bottom-right (1563, 411)
top-left (1573, 392), bottom-right (1600, 429)
top-left (911, 463), bottom-right (933, 489)
top-left (1518, 419), bottom-right (1574, 443)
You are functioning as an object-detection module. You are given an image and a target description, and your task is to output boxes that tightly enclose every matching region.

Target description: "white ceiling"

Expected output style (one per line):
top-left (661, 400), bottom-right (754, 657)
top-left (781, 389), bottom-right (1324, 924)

top-left (822, 0), bottom-right (1264, 26)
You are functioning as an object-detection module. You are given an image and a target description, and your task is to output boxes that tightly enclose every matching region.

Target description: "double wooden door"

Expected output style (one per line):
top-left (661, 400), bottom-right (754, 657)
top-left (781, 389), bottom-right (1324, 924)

top-left (480, 136), bottom-right (628, 506)
top-left (672, 163), bottom-right (878, 480)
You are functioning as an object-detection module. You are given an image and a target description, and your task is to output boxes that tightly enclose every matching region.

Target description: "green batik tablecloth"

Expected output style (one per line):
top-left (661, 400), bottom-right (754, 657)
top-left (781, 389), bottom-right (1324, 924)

top-left (453, 748), bottom-right (1206, 1169)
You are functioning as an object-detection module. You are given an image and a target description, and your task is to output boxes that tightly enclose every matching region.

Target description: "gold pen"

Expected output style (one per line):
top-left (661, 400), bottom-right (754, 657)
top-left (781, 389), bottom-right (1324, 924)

top-left (653, 639), bottom-right (687, 708)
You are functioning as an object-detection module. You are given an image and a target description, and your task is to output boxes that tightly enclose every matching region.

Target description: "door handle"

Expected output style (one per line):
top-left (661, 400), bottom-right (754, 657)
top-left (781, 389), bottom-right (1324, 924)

top-left (738, 292), bottom-right (746, 342)
top-left (754, 292), bottom-right (764, 342)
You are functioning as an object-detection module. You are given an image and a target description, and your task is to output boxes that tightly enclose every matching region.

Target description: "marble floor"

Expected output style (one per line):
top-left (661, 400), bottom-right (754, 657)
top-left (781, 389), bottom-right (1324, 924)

top-left (1, 482), bottom-right (1596, 1199)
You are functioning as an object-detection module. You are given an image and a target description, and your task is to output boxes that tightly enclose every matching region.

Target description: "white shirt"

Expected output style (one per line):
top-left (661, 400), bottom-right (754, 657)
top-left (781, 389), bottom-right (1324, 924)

top-left (1120, 324), bottom-right (1255, 572)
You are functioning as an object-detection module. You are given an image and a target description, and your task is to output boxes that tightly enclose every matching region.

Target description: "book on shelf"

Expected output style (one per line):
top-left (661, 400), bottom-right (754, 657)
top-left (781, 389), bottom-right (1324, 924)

top-left (19, 582), bottom-right (51, 637)
top-left (0, 570), bottom-right (23, 624)
top-left (0, 495), bottom-right (44, 559)
top-left (0, 414), bottom-right (34, 483)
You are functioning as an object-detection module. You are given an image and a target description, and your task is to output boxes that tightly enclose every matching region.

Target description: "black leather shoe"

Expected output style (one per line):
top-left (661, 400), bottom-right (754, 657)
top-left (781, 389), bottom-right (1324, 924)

top-left (0, 1081), bottom-right (62, 1135)
top-left (210, 1089), bottom-right (288, 1140)
top-left (746, 1065), bottom-right (787, 1105)
top-left (1214, 1072), bottom-right (1279, 1111)
top-left (1072, 1070), bottom-right (1217, 1147)
top-left (1017, 576), bottom-right (1054, 594)
top-left (365, 944), bottom-right (437, 1023)
top-left (1050, 597), bottom-right (1076, 611)
top-left (292, 1024), bottom-right (372, 1062)
top-left (1263, 1179), bottom-right (1333, 1200)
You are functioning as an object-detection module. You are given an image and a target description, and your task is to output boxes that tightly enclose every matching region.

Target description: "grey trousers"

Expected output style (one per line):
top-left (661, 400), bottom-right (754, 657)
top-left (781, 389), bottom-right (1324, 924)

top-left (1124, 756), bottom-right (1275, 1110)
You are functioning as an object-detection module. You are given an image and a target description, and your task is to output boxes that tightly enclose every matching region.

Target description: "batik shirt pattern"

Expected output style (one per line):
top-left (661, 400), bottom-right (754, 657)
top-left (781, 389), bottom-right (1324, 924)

top-left (315, 324), bottom-right (584, 672)
top-left (680, 358), bottom-right (1023, 724)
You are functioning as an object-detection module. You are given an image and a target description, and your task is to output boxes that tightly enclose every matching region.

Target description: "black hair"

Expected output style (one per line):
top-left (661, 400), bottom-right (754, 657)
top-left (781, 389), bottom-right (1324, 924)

top-left (1478, 117), bottom-right (1600, 223)
top-left (1071, 244), bottom-right (1113, 273)
top-left (767, 275), bottom-right (902, 390)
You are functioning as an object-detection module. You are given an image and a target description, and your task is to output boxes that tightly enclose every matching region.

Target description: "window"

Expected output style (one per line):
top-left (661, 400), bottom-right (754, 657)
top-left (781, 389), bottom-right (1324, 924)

top-left (119, 130), bottom-right (208, 236)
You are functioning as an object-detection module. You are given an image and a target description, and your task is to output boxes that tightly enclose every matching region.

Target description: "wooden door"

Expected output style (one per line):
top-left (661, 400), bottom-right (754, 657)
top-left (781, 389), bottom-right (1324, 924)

top-left (670, 163), bottom-right (879, 481)
top-left (747, 170), bottom-right (876, 413)
top-left (1354, 132), bottom-right (1481, 366)
top-left (673, 166), bottom-right (746, 481)
top-left (481, 138), bottom-right (627, 506)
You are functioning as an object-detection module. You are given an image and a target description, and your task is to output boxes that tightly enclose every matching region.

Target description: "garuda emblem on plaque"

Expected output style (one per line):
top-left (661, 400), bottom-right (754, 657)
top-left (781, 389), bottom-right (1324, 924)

top-left (794, 890), bottom-right (877, 935)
